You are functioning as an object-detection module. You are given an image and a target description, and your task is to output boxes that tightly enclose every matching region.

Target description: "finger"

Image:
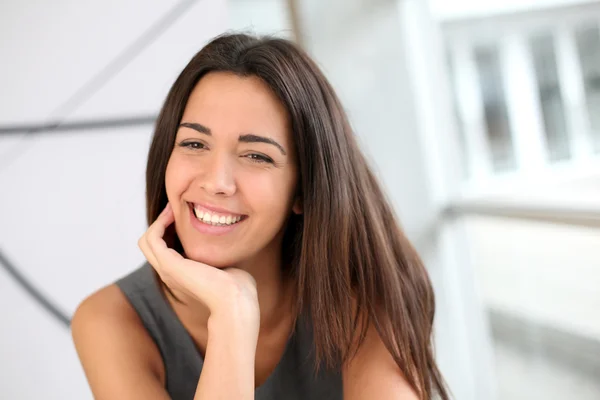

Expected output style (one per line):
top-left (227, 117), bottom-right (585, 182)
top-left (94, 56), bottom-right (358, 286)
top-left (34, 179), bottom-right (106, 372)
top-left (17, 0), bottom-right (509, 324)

top-left (146, 206), bottom-right (184, 278)
top-left (148, 203), bottom-right (174, 240)
top-left (145, 204), bottom-right (175, 258)
top-left (159, 202), bottom-right (172, 217)
top-left (140, 203), bottom-right (174, 269)
top-left (146, 234), bottom-right (216, 298)
top-left (138, 233), bottom-right (158, 268)
top-left (149, 240), bottom-right (188, 290)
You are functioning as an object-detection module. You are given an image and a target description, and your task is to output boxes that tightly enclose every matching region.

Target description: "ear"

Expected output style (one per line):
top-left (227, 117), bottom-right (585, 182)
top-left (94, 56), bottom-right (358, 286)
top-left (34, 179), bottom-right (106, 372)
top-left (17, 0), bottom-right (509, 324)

top-left (292, 195), bottom-right (303, 215)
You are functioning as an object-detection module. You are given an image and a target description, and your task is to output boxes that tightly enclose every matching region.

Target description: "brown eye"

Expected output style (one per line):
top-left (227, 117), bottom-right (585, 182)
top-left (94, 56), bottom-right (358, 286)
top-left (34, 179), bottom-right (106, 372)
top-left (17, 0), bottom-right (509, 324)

top-left (179, 141), bottom-right (206, 150)
top-left (245, 153), bottom-right (274, 164)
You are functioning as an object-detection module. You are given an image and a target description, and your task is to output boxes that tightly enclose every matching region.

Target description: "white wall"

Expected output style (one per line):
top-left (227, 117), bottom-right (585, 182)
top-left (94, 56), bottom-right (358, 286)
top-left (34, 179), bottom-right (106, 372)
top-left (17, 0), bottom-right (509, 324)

top-left (229, 0), bottom-right (293, 39)
top-left (466, 216), bottom-right (600, 340)
top-left (0, 1), bottom-right (226, 398)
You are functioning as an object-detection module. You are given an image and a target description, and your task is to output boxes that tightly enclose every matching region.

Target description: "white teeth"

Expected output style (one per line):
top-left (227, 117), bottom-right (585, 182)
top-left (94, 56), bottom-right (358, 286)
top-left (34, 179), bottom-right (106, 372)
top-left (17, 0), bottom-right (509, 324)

top-left (193, 205), bottom-right (243, 226)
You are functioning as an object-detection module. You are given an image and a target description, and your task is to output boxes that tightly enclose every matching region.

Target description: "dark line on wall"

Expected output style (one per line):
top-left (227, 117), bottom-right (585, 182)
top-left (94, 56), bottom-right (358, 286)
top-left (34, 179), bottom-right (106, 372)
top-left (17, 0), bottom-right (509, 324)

top-left (45, 0), bottom-right (198, 122)
top-left (0, 249), bottom-right (71, 327)
top-left (0, 0), bottom-right (198, 327)
top-left (0, 0), bottom-right (197, 170)
top-left (0, 115), bottom-right (157, 135)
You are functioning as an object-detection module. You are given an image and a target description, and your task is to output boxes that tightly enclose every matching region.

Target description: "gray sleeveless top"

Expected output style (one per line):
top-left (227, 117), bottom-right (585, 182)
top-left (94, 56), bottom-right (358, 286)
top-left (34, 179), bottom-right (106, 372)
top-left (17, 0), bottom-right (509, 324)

top-left (116, 264), bottom-right (343, 400)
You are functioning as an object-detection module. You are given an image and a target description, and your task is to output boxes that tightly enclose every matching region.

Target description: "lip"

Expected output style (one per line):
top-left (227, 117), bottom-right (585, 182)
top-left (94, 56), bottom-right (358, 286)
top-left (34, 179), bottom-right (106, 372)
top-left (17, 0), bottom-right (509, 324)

top-left (187, 203), bottom-right (246, 236)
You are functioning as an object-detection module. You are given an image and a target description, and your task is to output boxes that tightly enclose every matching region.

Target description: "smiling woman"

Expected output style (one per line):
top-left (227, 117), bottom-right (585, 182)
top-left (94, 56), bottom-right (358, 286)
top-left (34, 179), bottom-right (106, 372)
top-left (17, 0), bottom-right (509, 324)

top-left (70, 33), bottom-right (450, 400)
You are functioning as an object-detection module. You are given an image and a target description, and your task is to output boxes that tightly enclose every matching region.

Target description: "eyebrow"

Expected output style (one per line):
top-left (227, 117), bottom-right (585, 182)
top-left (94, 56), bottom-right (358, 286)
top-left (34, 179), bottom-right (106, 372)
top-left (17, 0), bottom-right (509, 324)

top-left (179, 122), bottom-right (211, 135)
top-left (238, 134), bottom-right (287, 155)
top-left (179, 122), bottom-right (287, 156)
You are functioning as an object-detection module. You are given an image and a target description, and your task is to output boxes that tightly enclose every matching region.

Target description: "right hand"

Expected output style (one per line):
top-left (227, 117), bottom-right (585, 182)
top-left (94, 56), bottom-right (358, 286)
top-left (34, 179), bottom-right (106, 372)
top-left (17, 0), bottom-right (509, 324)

top-left (137, 203), bottom-right (260, 327)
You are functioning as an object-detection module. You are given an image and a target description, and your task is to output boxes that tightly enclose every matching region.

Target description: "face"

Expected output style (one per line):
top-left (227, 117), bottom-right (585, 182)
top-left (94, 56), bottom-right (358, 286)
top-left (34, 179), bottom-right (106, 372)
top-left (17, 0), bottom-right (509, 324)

top-left (165, 71), bottom-right (301, 269)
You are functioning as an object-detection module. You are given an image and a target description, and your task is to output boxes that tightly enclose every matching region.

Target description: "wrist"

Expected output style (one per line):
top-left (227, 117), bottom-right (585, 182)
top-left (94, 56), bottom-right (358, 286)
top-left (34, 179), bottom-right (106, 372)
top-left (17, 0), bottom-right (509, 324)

top-left (207, 314), bottom-right (260, 355)
top-left (208, 302), bottom-right (260, 335)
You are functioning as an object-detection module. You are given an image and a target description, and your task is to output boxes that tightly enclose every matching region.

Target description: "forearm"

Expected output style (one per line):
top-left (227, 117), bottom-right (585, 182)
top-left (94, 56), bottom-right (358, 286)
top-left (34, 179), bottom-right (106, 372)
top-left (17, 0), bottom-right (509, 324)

top-left (194, 316), bottom-right (258, 400)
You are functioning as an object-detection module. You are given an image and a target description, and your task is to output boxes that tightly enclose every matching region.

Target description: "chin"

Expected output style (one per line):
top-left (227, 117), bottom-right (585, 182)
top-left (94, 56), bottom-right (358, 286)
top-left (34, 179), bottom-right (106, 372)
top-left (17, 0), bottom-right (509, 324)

top-left (182, 246), bottom-right (238, 269)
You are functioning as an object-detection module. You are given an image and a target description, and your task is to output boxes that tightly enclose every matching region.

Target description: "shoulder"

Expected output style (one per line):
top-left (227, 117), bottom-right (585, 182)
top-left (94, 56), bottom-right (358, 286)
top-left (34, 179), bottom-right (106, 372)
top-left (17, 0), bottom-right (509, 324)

top-left (71, 283), bottom-right (166, 395)
top-left (341, 305), bottom-right (419, 400)
top-left (71, 282), bottom-right (142, 337)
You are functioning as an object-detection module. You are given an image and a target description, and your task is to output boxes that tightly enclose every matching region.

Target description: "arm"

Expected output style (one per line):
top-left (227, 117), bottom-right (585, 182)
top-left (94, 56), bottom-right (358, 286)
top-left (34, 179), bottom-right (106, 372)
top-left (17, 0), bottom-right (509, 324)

top-left (72, 282), bottom-right (259, 400)
top-left (140, 203), bottom-right (261, 400)
top-left (73, 204), bottom-right (259, 399)
top-left (71, 285), bottom-right (171, 400)
top-left (342, 321), bottom-right (419, 400)
top-left (193, 309), bottom-right (259, 400)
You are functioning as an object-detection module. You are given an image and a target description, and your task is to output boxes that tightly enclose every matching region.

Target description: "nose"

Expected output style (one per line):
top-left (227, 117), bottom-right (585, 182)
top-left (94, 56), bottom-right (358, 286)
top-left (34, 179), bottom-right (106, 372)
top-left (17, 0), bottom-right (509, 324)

top-left (198, 153), bottom-right (236, 196)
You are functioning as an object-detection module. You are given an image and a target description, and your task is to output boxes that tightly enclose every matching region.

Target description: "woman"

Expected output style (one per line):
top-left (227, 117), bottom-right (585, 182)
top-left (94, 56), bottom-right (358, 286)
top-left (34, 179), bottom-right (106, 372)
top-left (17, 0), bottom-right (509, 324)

top-left (71, 33), bottom-right (450, 400)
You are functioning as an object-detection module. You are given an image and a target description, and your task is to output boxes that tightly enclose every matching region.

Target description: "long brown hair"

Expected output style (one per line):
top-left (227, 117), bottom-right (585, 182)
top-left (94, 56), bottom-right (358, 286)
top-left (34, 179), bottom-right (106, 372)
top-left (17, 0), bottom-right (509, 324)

top-left (145, 32), bottom-right (449, 400)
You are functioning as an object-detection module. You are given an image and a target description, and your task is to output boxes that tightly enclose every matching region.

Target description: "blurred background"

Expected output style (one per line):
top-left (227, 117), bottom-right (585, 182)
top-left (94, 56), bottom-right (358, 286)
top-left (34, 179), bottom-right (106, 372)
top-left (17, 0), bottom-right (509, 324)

top-left (1, 0), bottom-right (599, 399)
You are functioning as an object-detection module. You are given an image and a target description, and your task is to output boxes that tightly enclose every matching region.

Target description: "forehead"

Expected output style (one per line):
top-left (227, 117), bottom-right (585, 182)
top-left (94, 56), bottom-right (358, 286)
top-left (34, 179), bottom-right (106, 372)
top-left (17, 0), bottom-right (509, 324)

top-left (180, 72), bottom-right (291, 141)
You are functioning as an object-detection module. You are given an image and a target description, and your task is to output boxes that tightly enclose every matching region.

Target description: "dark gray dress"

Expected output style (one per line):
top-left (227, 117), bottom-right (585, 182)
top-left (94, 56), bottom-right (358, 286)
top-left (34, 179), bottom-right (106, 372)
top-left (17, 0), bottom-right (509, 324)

top-left (116, 264), bottom-right (343, 400)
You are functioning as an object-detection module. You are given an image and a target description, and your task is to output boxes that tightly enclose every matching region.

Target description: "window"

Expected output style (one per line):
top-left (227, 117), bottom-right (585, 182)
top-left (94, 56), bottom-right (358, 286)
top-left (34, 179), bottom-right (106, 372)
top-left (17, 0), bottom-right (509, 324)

top-left (575, 24), bottom-right (600, 153)
top-left (474, 45), bottom-right (517, 172)
top-left (446, 52), bottom-right (470, 179)
top-left (530, 33), bottom-right (570, 162)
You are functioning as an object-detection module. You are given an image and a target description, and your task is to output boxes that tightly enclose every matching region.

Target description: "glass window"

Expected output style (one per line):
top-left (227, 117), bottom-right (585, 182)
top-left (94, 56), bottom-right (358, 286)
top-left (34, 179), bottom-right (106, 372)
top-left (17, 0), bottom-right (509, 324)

top-left (575, 24), bottom-right (600, 153)
top-left (474, 45), bottom-right (517, 172)
top-left (530, 33), bottom-right (571, 162)
top-left (446, 52), bottom-right (470, 180)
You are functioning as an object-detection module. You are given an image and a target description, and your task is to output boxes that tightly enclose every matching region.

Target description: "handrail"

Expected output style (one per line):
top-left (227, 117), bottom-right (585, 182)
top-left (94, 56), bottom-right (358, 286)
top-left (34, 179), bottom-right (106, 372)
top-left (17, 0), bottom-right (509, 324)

top-left (444, 197), bottom-right (600, 228)
top-left (0, 115), bottom-right (156, 135)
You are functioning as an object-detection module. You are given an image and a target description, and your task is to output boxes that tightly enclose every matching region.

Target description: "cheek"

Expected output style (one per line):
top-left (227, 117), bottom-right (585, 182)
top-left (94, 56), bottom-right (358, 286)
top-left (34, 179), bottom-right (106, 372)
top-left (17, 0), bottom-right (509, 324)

top-left (164, 159), bottom-right (177, 197)
top-left (164, 157), bottom-right (191, 207)
top-left (244, 171), bottom-right (297, 214)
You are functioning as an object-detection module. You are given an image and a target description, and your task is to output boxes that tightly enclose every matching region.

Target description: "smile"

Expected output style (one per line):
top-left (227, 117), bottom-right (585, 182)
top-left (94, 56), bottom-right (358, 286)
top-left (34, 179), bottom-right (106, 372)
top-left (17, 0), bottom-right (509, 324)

top-left (190, 203), bottom-right (245, 227)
